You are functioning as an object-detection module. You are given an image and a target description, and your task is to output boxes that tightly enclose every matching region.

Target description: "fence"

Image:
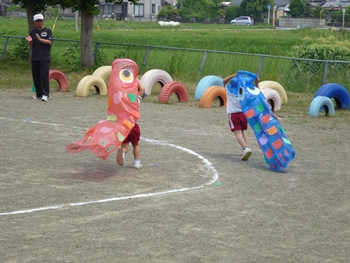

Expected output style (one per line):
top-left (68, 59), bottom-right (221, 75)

top-left (1, 34), bottom-right (350, 94)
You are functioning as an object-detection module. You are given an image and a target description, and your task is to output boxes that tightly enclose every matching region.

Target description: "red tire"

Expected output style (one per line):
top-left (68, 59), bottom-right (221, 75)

top-left (158, 81), bottom-right (189, 104)
top-left (49, 70), bottom-right (69, 92)
top-left (199, 86), bottom-right (226, 108)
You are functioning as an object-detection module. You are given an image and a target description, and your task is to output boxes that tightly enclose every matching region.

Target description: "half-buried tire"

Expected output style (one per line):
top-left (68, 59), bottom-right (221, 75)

top-left (92, 66), bottom-right (112, 86)
top-left (49, 70), bottom-right (69, 92)
top-left (308, 96), bottom-right (335, 117)
top-left (314, 83), bottom-right (350, 109)
top-left (261, 88), bottom-right (282, 111)
top-left (140, 69), bottom-right (173, 96)
top-left (259, 80), bottom-right (288, 104)
top-left (76, 75), bottom-right (107, 97)
top-left (158, 81), bottom-right (188, 103)
top-left (199, 86), bottom-right (226, 108)
top-left (195, 75), bottom-right (223, 101)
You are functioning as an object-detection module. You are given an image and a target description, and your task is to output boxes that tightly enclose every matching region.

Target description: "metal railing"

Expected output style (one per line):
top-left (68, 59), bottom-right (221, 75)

top-left (1, 35), bottom-right (349, 94)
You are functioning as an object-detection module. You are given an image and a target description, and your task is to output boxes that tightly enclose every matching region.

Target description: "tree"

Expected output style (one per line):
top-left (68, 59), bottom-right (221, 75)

top-left (289, 0), bottom-right (306, 17)
top-left (176, 0), bottom-right (223, 20)
top-left (12, 0), bottom-right (138, 68)
top-left (239, 0), bottom-right (272, 21)
top-left (225, 5), bottom-right (239, 21)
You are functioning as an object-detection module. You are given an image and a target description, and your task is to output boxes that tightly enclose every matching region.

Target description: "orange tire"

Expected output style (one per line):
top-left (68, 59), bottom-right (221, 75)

top-left (199, 86), bottom-right (226, 108)
top-left (158, 81), bottom-right (189, 104)
top-left (49, 70), bottom-right (69, 92)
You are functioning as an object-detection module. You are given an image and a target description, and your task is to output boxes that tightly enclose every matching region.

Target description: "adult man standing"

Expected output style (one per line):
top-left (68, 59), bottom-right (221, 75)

top-left (26, 14), bottom-right (53, 102)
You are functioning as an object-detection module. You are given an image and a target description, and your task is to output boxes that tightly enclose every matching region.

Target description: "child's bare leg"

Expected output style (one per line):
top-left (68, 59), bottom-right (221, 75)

top-left (132, 143), bottom-right (142, 169)
top-left (242, 130), bottom-right (248, 147)
top-left (117, 143), bottom-right (129, 166)
top-left (233, 130), bottom-right (248, 149)
top-left (132, 143), bottom-right (140, 160)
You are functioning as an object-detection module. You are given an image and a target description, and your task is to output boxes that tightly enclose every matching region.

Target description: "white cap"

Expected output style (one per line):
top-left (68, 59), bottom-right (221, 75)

top-left (33, 14), bottom-right (44, 21)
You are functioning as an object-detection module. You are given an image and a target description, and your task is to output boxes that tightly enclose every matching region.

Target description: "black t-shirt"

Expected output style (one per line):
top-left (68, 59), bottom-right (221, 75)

top-left (29, 27), bottom-right (53, 61)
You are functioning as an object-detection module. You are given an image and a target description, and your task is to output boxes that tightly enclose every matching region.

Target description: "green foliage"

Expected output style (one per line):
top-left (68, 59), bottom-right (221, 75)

top-left (239, 0), bottom-right (272, 20)
top-left (157, 6), bottom-right (179, 20)
top-left (225, 5), bottom-right (239, 20)
top-left (62, 44), bottom-right (80, 65)
top-left (95, 49), bottom-right (108, 67)
top-left (177, 0), bottom-right (222, 19)
top-left (291, 36), bottom-right (350, 60)
top-left (309, 7), bottom-right (325, 18)
top-left (289, 0), bottom-right (306, 17)
top-left (3, 39), bottom-right (29, 61)
top-left (7, 3), bottom-right (26, 12)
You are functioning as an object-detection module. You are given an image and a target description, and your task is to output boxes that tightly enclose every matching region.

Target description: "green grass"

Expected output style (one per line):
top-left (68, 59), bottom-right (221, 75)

top-left (1, 16), bottom-right (350, 100)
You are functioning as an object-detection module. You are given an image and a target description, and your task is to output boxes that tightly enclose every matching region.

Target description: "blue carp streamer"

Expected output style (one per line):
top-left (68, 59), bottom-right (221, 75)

top-left (227, 70), bottom-right (296, 171)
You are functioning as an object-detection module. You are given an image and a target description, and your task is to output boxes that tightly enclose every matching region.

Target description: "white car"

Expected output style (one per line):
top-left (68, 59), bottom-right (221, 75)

top-left (230, 16), bottom-right (254, 26)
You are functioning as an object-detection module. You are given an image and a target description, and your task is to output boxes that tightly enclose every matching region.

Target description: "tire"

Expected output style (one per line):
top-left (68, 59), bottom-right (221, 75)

top-left (49, 70), bottom-right (69, 92)
top-left (308, 96), bottom-right (335, 117)
top-left (140, 69), bottom-right (173, 96)
top-left (199, 86), bottom-right (226, 108)
top-left (259, 80), bottom-right (288, 104)
top-left (194, 75), bottom-right (223, 100)
top-left (92, 66), bottom-right (112, 86)
top-left (76, 75), bottom-right (107, 97)
top-left (261, 88), bottom-right (282, 111)
top-left (314, 83), bottom-right (350, 109)
top-left (158, 81), bottom-right (189, 104)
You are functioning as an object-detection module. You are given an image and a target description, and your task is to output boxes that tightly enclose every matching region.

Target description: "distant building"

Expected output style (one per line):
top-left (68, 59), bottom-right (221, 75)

top-left (228, 0), bottom-right (349, 19)
top-left (0, 0), bottom-right (163, 21)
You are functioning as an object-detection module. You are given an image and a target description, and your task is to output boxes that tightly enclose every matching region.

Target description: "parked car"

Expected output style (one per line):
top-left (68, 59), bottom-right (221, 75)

top-left (230, 16), bottom-right (254, 26)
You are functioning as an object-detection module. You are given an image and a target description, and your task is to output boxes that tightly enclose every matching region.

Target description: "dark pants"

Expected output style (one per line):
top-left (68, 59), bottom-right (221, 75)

top-left (32, 60), bottom-right (50, 98)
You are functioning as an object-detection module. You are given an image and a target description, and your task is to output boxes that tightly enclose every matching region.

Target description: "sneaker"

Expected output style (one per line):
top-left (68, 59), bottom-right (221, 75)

top-left (116, 148), bottom-right (125, 166)
top-left (242, 147), bottom-right (252, 161)
top-left (41, 95), bottom-right (48, 102)
top-left (32, 95), bottom-right (40, 100)
top-left (133, 160), bottom-right (142, 169)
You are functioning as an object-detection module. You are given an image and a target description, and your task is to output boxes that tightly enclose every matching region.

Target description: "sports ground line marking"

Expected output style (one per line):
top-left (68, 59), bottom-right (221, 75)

top-left (0, 117), bottom-right (219, 216)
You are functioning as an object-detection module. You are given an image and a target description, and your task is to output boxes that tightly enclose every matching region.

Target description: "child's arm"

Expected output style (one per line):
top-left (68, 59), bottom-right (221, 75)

top-left (137, 78), bottom-right (145, 98)
top-left (255, 76), bottom-right (260, 89)
top-left (223, 73), bottom-right (237, 87)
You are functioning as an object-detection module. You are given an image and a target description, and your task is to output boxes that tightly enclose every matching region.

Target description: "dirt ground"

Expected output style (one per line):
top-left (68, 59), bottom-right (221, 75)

top-left (0, 88), bottom-right (349, 263)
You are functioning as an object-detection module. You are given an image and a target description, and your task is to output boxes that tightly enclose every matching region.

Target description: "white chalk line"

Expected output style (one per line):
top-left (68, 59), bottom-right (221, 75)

top-left (0, 117), bottom-right (219, 216)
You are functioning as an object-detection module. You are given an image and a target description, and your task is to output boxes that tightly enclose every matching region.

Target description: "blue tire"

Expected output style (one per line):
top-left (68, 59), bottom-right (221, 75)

top-left (314, 83), bottom-right (350, 109)
top-left (308, 96), bottom-right (335, 117)
top-left (194, 75), bottom-right (223, 100)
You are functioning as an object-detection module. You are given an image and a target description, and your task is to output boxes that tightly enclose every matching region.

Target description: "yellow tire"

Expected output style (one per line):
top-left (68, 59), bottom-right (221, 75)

top-left (259, 80), bottom-right (288, 104)
top-left (76, 75), bottom-right (107, 97)
top-left (92, 66), bottom-right (112, 86)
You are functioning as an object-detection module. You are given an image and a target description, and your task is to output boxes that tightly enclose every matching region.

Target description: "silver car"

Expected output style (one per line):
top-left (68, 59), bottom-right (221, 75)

top-left (230, 16), bottom-right (254, 26)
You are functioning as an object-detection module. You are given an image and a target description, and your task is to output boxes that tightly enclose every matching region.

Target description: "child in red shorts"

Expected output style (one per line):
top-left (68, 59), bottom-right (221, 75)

top-left (116, 79), bottom-right (145, 169)
top-left (223, 73), bottom-right (259, 161)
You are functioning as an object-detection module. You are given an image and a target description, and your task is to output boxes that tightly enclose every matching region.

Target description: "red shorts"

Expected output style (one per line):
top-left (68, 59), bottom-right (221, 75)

top-left (122, 123), bottom-right (141, 144)
top-left (228, 112), bottom-right (248, 131)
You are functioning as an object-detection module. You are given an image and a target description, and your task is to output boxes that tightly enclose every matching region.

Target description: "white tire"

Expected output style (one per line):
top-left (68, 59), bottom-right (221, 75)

top-left (259, 80), bottom-right (288, 104)
top-left (140, 69), bottom-right (173, 95)
top-left (261, 88), bottom-right (282, 111)
top-left (76, 75), bottom-right (108, 97)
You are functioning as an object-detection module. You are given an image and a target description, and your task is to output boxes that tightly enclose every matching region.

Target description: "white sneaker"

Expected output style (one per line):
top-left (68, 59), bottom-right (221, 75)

top-left (242, 147), bottom-right (252, 161)
top-left (32, 95), bottom-right (40, 100)
top-left (133, 160), bottom-right (142, 169)
top-left (116, 148), bottom-right (125, 166)
top-left (41, 95), bottom-right (48, 102)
